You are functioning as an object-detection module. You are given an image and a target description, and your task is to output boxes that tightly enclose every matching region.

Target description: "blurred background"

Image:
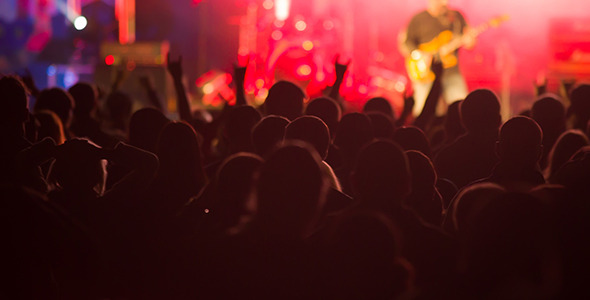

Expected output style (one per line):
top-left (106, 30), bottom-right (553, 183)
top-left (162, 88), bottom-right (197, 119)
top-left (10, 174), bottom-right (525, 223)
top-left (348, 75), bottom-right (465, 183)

top-left (1, 0), bottom-right (589, 116)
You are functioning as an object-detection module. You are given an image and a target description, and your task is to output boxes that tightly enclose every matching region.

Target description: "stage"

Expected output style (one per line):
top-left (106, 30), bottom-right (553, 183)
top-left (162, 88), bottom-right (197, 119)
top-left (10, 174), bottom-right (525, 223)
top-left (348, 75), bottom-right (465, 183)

top-left (1, 0), bottom-right (589, 117)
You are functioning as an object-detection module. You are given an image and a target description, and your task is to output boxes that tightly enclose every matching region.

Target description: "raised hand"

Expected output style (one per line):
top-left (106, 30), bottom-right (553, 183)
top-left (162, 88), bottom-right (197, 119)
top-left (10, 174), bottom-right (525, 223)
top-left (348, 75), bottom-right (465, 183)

top-left (233, 61), bottom-right (248, 106)
top-left (330, 55), bottom-right (350, 101)
top-left (167, 52), bottom-right (192, 122)
top-left (431, 58), bottom-right (444, 79)
top-left (21, 68), bottom-right (40, 96)
top-left (111, 62), bottom-right (128, 92)
top-left (403, 92), bottom-right (415, 113)
top-left (167, 53), bottom-right (183, 80)
top-left (534, 73), bottom-right (547, 96)
top-left (334, 54), bottom-right (351, 79)
top-left (233, 57), bottom-right (249, 83)
top-left (396, 88), bottom-right (415, 127)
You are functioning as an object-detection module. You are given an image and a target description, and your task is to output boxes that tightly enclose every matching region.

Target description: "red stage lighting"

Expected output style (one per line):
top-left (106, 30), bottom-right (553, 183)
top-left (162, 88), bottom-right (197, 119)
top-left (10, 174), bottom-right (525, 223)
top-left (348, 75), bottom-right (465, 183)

top-left (105, 55), bottom-right (115, 65)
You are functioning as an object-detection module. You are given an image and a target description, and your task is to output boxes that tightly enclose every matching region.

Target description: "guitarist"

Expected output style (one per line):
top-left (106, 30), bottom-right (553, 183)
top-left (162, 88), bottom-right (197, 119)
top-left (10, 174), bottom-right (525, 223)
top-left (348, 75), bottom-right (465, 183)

top-left (401, 0), bottom-right (476, 116)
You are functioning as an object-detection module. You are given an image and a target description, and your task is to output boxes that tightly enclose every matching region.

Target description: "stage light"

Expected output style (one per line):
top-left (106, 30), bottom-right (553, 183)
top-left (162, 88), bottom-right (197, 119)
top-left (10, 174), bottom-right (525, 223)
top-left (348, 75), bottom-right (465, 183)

top-left (271, 30), bottom-right (283, 41)
top-left (302, 40), bottom-right (314, 51)
top-left (323, 20), bottom-right (334, 31)
top-left (295, 20), bottom-right (307, 31)
top-left (274, 20), bottom-right (285, 28)
top-left (395, 82), bottom-right (406, 93)
top-left (126, 60), bottom-right (136, 71)
top-left (262, 0), bottom-right (273, 10)
top-left (238, 47), bottom-right (249, 57)
top-left (47, 65), bottom-right (57, 77)
top-left (203, 83), bottom-right (215, 94)
top-left (64, 69), bottom-right (78, 88)
top-left (74, 16), bottom-right (87, 30)
top-left (275, 0), bottom-right (291, 21)
top-left (105, 55), bottom-right (115, 65)
top-left (257, 88), bottom-right (269, 99)
top-left (297, 64), bottom-right (312, 77)
top-left (358, 85), bottom-right (368, 95)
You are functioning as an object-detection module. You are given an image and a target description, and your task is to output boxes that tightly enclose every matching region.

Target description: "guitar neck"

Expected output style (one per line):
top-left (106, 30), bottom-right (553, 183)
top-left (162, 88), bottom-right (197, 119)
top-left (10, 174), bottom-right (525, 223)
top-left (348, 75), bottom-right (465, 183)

top-left (444, 22), bottom-right (491, 53)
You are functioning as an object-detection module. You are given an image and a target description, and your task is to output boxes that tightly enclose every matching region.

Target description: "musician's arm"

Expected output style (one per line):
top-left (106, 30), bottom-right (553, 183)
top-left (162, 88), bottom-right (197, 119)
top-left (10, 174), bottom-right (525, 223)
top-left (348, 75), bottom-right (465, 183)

top-left (459, 12), bottom-right (476, 50)
top-left (462, 26), bottom-right (477, 50)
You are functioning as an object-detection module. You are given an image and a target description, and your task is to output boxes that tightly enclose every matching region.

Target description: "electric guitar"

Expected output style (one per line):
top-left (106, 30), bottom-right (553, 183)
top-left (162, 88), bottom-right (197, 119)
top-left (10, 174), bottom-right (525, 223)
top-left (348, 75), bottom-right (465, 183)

top-left (404, 15), bottom-right (509, 82)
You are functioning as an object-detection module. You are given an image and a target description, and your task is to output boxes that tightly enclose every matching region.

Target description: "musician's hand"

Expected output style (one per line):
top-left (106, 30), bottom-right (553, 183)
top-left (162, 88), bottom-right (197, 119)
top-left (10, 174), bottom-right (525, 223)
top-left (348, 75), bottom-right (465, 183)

top-left (410, 49), bottom-right (425, 60)
top-left (462, 29), bottom-right (477, 49)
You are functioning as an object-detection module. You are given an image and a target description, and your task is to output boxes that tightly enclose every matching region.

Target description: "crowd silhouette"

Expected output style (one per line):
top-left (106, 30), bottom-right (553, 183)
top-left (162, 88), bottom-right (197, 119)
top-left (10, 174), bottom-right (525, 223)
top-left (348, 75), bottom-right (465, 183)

top-left (2, 33), bottom-right (590, 300)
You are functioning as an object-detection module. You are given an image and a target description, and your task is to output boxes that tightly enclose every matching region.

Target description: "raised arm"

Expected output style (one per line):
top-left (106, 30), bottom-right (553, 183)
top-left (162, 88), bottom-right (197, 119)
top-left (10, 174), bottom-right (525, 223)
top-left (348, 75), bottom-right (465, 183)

top-left (414, 60), bottom-right (443, 130)
top-left (21, 68), bottom-right (40, 97)
top-left (329, 55), bottom-right (350, 105)
top-left (395, 90), bottom-right (415, 127)
top-left (233, 62), bottom-right (248, 106)
top-left (139, 75), bottom-right (164, 111)
top-left (167, 53), bottom-right (194, 124)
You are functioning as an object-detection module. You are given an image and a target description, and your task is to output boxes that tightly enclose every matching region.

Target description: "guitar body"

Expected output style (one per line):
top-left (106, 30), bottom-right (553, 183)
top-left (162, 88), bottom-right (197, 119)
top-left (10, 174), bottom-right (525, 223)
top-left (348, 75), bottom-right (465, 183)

top-left (406, 30), bottom-right (459, 82)
top-left (403, 15), bottom-right (509, 83)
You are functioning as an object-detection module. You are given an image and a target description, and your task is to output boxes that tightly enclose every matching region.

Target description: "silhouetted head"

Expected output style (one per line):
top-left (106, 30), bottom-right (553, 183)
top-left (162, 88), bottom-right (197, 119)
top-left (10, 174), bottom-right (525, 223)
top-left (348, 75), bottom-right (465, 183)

top-left (444, 100), bottom-right (465, 142)
top-left (305, 96), bottom-right (341, 138)
top-left (367, 112), bottom-right (395, 139)
top-left (428, 0), bottom-right (449, 16)
top-left (531, 95), bottom-right (565, 136)
top-left (334, 112), bottom-right (374, 161)
top-left (68, 82), bottom-right (98, 117)
top-left (392, 126), bottom-right (431, 157)
top-left (451, 182), bottom-right (506, 235)
top-left (460, 89), bottom-right (501, 134)
top-left (568, 84), bottom-right (590, 130)
top-left (546, 129), bottom-right (589, 179)
top-left (285, 115), bottom-right (330, 160)
top-left (34, 87), bottom-right (75, 128)
top-left (156, 121), bottom-right (206, 198)
top-left (128, 107), bottom-right (170, 153)
top-left (34, 110), bottom-right (66, 145)
top-left (214, 152), bottom-right (263, 230)
top-left (264, 81), bottom-right (305, 120)
top-left (251, 115), bottom-right (290, 157)
top-left (49, 139), bottom-right (107, 196)
top-left (464, 192), bottom-right (559, 298)
top-left (363, 97), bottom-right (395, 119)
top-left (497, 116), bottom-right (543, 165)
top-left (223, 105), bottom-right (262, 153)
top-left (351, 139), bottom-right (411, 207)
top-left (405, 150), bottom-right (441, 225)
top-left (104, 91), bottom-right (132, 125)
top-left (0, 75), bottom-right (29, 128)
top-left (254, 141), bottom-right (328, 238)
